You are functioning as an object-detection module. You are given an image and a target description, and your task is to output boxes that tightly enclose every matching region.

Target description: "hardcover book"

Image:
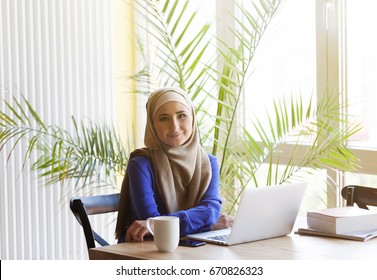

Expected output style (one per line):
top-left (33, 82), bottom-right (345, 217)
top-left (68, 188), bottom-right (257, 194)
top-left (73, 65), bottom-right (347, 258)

top-left (306, 206), bottom-right (377, 234)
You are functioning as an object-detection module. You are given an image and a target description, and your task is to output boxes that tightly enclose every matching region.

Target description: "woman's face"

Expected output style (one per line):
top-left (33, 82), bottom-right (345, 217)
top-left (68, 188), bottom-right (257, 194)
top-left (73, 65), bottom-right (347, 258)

top-left (153, 101), bottom-right (193, 147)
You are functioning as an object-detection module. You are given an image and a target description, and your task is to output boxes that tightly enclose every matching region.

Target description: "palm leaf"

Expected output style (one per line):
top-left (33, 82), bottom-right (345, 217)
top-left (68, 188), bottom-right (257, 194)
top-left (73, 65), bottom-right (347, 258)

top-left (134, 0), bottom-right (215, 97)
top-left (222, 94), bottom-right (362, 213)
top-left (0, 96), bottom-right (131, 188)
top-left (202, 0), bottom-right (283, 191)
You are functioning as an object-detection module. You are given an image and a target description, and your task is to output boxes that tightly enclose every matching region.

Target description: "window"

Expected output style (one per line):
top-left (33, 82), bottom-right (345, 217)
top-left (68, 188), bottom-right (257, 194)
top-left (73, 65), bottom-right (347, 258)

top-left (328, 0), bottom-right (377, 196)
top-left (344, 0), bottom-right (377, 149)
top-left (244, 0), bottom-right (316, 136)
top-left (221, 0), bottom-right (377, 208)
top-left (240, 0), bottom-right (324, 211)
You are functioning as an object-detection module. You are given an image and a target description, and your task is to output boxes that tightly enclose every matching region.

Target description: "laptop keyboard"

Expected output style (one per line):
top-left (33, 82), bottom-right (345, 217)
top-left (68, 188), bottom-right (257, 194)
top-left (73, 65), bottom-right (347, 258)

top-left (208, 234), bottom-right (230, 242)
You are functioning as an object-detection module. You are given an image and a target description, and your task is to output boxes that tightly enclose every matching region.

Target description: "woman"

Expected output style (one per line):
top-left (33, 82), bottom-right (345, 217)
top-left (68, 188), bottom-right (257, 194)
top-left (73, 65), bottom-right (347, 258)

top-left (115, 87), bottom-right (230, 242)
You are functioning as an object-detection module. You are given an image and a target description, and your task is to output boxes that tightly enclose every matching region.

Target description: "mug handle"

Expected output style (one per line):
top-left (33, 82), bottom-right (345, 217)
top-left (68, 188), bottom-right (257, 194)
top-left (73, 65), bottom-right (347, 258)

top-left (146, 218), bottom-right (154, 236)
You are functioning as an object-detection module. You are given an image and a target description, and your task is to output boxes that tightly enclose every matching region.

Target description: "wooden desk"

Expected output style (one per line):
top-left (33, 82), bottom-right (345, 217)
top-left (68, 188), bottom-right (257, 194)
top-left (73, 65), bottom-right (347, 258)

top-left (89, 232), bottom-right (377, 260)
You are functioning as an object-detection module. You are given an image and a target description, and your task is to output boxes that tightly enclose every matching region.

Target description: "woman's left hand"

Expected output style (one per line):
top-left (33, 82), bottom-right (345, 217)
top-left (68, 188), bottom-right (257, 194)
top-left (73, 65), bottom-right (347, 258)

top-left (211, 214), bottom-right (235, 230)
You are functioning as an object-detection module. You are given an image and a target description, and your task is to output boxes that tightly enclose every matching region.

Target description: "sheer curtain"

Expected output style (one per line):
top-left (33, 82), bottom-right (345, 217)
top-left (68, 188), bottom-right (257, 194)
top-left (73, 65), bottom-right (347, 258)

top-left (0, 0), bottom-right (115, 259)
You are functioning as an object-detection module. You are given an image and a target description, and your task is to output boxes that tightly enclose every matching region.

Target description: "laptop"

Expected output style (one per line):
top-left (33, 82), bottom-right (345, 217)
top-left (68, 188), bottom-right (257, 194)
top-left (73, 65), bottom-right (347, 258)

top-left (187, 182), bottom-right (307, 245)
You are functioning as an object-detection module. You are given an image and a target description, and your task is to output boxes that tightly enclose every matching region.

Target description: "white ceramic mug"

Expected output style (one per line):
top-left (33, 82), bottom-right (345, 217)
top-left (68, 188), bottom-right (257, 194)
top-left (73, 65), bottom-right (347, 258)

top-left (146, 216), bottom-right (180, 252)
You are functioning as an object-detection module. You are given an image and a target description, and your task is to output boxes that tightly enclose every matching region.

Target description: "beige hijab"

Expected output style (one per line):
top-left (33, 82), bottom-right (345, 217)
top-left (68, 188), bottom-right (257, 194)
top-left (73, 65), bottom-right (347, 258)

top-left (115, 87), bottom-right (211, 239)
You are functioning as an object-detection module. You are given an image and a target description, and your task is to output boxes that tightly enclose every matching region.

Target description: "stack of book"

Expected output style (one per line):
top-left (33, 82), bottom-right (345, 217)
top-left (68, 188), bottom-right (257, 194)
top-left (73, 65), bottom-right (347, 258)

top-left (296, 206), bottom-right (377, 241)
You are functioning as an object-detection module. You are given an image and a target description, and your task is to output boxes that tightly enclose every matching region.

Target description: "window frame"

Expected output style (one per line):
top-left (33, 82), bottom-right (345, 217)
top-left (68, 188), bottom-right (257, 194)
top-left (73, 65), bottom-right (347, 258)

top-left (317, 0), bottom-right (377, 204)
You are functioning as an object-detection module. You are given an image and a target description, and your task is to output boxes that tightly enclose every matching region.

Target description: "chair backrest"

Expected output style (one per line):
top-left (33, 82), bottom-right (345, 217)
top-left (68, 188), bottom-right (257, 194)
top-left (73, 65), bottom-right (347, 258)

top-left (70, 193), bottom-right (120, 250)
top-left (341, 185), bottom-right (377, 209)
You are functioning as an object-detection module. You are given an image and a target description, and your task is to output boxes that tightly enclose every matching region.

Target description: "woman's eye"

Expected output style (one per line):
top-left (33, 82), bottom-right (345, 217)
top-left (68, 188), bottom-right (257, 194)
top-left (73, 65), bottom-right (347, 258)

top-left (159, 116), bottom-right (168, 122)
top-left (178, 113), bottom-right (187, 119)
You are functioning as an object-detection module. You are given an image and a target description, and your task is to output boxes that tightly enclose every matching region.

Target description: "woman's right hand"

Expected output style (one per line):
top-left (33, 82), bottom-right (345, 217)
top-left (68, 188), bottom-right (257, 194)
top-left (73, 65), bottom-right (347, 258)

top-left (125, 220), bottom-right (151, 242)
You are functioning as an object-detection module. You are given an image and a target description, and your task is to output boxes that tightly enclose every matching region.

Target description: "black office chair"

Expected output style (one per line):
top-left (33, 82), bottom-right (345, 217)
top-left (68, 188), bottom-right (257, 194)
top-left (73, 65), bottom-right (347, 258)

top-left (341, 185), bottom-right (377, 209)
top-left (70, 193), bottom-right (120, 250)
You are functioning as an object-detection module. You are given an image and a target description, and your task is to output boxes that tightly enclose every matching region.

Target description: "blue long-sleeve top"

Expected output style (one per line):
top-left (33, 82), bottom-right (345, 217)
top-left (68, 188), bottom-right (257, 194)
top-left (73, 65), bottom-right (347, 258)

top-left (125, 153), bottom-right (222, 238)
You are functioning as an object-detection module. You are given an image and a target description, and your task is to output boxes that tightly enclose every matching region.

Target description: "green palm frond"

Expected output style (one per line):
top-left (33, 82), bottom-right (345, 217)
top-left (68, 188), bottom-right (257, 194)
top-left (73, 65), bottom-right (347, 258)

top-left (134, 0), bottom-right (215, 97)
top-left (0, 95), bottom-right (130, 188)
top-left (222, 94), bottom-right (362, 213)
top-left (207, 0), bottom-right (283, 168)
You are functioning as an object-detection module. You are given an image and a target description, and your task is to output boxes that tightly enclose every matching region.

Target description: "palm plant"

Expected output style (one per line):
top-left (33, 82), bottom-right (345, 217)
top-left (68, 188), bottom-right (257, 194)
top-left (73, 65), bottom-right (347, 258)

top-left (0, 0), bottom-right (361, 214)
top-left (0, 95), bottom-right (131, 190)
top-left (132, 0), bottom-right (361, 212)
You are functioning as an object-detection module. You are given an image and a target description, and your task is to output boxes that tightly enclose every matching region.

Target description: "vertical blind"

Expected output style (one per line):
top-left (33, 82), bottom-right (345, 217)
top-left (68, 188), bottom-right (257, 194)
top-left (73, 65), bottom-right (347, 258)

top-left (0, 0), bottom-right (116, 259)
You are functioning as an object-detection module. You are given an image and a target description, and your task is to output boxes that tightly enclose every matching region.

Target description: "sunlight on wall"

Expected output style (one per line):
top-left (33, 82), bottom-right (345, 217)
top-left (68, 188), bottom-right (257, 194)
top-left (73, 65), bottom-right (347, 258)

top-left (112, 0), bottom-right (139, 151)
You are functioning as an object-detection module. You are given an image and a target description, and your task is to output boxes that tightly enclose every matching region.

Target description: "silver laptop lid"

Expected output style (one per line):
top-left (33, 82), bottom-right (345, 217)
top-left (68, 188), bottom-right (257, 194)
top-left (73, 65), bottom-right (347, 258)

top-left (227, 182), bottom-right (307, 245)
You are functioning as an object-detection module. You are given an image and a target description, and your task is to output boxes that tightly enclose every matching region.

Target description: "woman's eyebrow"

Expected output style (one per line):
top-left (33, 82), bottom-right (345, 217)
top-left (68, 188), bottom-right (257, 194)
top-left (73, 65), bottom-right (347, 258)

top-left (157, 110), bottom-right (187, 117)
top-left (175, 110), bottom-right (187, 114)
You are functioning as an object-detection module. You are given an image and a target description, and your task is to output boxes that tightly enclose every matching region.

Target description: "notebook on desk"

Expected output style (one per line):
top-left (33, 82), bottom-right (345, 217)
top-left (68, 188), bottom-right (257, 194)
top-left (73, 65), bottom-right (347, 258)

top-left (187, 182), bottom-right (307, 246)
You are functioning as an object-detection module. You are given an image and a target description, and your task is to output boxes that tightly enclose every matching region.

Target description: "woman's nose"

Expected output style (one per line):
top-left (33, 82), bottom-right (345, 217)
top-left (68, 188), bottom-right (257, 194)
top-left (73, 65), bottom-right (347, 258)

top-left (169, 118), bottom-right (179, 130)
